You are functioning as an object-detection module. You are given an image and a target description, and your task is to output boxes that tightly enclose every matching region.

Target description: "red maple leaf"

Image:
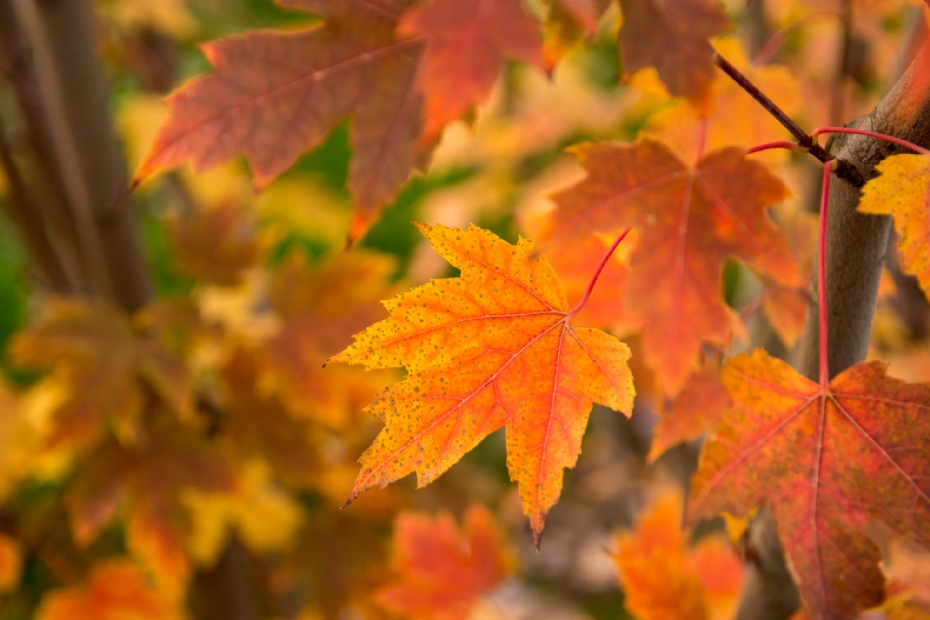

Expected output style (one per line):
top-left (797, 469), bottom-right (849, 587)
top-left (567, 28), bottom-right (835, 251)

top-left (689, 349), bottom-right (930, 619)
top-left (135, 0), bottom-right (543, 242)
top-left (618, 0), bottom-right (730, 112)
top-left (549, 139), bottom-right (802, 395)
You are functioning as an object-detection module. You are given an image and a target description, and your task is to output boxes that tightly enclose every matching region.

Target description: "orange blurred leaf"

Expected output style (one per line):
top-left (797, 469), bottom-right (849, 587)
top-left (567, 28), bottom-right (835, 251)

top-left (220, 346), bottom-right (324, 489)
top-left (0, 532), bottom-right (21, 593)
top-left (330, 223), bottom-right (635, 543)
top-left (260, 250), bottom-right (398, 429)
top-left (614, 490), bottom-right (743, 620)
top-left (689, 349), bottom-right (930, 619)
top-left (400, 0), bottom-right (543, 142)
top-left (618, 0), bottom-right (730, 112)
top-left (10, 300), bottom-right (193, 450)
top-left (375, 505), bottom-right (512, 620)
top-left (36, 559), bottom-right (183, 620)
top-left (648, 364), bottom-right (729, 462)
top-left (166, 201), bottom-right (267, 286)
top-left (66, 420), bottom-right (236, 600)
top-left (549, 140), bottom-right (802, 395)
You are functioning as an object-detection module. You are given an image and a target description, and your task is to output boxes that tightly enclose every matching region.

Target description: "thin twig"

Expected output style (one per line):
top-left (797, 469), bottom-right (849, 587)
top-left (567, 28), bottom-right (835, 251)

top-left (714, 51), bottom-right (865, 187)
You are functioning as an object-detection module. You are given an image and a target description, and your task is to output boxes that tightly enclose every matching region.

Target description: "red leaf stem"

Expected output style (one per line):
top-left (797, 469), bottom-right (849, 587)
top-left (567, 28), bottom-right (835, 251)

top-left (812, 126), bottom-right (930, 154)
top-left (745, 141), bottom-right (805, 155)
top-left (569, 227), bottom-right (632, 319)
top-left (819, 159), bottom-right (833, 388)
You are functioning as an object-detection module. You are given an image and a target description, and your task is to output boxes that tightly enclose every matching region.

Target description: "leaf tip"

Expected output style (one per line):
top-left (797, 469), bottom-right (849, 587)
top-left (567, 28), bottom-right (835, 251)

top-left (532, 529), bottom-right (544, 550)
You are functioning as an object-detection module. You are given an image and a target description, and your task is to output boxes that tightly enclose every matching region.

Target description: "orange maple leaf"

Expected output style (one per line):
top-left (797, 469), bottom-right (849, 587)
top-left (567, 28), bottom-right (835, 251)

top-left (10, 300), bottom-right (193, 450)
top-left (134, 0), bottom-right (543, 242)
top-left (618, 0), bottom-right (731, 113)
top-left (166, 200), bottom-right (267, 286)
top-left (549, 139), bottom-right (802, 395)
top-left (66, 419), bottom-right (236, 601)
top-left (375, 505), bottom-right (512, 620)
top-left (858, 154), bottom-right (930, 299)
top-left (689, 349), bottom-right (930, 619)
top-left (260, 250), bottom-right (398, 429)
top-left (36, 559), bottom-right (183, 620)
top-left (330, 223), bottom-right (635, 543)
top-left (614, 490), bottom-right (743, 620)
top-left (400, 0), bottom-right (543, 142)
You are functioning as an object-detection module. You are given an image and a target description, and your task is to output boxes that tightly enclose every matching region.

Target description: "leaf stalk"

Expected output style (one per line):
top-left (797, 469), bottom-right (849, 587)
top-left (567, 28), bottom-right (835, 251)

top-left (818, 160), bottom-right (833, 388)
top-left (812, 126), bottom-right (930, 154)
top-left (569, 227), bottom-right (632, 319)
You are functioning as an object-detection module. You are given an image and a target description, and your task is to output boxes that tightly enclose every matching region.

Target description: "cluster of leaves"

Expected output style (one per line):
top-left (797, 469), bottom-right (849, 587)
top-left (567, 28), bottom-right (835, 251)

top-left (2, 0), bottom-right (930, 619)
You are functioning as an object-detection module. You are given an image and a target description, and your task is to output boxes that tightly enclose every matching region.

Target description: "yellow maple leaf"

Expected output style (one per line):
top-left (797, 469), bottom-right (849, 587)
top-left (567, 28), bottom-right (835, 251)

top-left (859, 154), bottom-right (930, 299)
top-left (184, 461), bottom-right (303, 566)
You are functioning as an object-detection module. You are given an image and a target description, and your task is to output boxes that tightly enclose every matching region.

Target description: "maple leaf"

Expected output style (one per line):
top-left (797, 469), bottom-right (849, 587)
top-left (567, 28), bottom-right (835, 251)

top-left (220, 346), bottom-right (324, 489)
top-left (9, 300), bottom-right (193, 450)
top-left (0, 532), bottom-right (21, 593)
top-left (613, 490), bottom-right (743, 620)
top-left (648, 364), bottom-right (729, 462)
top-left (549, 139), bottom-right (802, 395)
top-left (184, 461), bottom-right (303, 566)
top-left (135, 0), bottom-right (544, 242)
top-left (133, 0), bottom-right (424, 242)
top-left (166, 200), bottom-right (267, 286)
top-left (260, 250), bottom-right (397, 429)
top-left (66, 418), bottom-right (236, 601)
top-left (375, 505), bottom-right (512, 620)
top-left (618, 0), bottom-right (731, 112)
top-left (330, 223), bottom-right (635, 542)
top-left (400, 0), bottom-right (543, 142)
top-left (689, 349), bottom-right (930, 619)
top-left (858, 154), bottom-right (930, 299)
top-left (35, 559), bottom-right (183, 620)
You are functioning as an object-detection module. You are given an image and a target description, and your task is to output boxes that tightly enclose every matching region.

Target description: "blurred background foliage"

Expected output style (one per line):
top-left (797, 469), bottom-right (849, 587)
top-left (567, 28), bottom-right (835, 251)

top-left (0, 0), bottom-right (928, 619)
